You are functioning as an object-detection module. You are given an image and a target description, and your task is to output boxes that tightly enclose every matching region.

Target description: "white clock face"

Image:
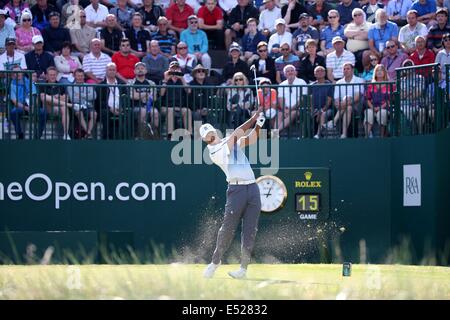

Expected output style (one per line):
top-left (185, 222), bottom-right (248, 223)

top-left (256, 176), bottom-right (287, 213)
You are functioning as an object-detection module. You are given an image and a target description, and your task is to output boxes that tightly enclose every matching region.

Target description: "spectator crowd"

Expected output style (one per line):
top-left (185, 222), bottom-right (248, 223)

top-left (0, 0), bottom-right (448, 139)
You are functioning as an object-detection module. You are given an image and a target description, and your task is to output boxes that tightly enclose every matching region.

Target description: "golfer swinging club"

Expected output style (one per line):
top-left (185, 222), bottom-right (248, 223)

top-left (200, 109), bottom-right (266, 279)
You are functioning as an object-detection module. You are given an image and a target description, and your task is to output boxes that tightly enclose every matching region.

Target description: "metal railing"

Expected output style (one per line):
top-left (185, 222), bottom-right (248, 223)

top-left (395, 63), bottom-right (447, 136)
top-left (0, 67), bottom-right (449, 141)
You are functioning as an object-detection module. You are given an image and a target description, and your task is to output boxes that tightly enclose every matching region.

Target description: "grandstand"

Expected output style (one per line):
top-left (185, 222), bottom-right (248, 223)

top-left (0, 0), bottom-right (449, 140)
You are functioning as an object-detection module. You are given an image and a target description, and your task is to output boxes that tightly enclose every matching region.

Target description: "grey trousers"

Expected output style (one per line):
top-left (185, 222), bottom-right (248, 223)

top-left (211, 183), bottom-right (261, 269)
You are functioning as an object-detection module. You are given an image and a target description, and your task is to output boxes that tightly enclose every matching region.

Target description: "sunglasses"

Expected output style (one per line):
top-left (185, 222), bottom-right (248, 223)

top-left (444, 38), bottom-right (450, 42)
top-left (281, 48), bottom-right (289, 51)
top-left (370, 58), bottom-right (378, 62)
top-left (189, 21), bottom-right (198, 24)
top-left (196, 70), bottom-right (205, 73)
top-left (386, 45), bottom-right (396, 49)
top-left (258, 49), bottom-right (267, 52)
top-left (328, 16), bottom-right (337, 19)
top-left (235, 78), bottom-right (244, 81)
top-left (22, 19), bottom-right (31, 22)
top-left (353, 13), bottom-right (362, 17)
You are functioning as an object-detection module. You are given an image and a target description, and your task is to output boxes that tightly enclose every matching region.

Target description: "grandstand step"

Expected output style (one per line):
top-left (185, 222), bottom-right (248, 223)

top-left (209, 49), bottom-right (228, 69)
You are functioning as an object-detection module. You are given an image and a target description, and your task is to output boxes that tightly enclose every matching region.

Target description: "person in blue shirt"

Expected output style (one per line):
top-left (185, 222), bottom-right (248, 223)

top-left (241, 18), bottom-right (267, 64)
top-left (319, 9), bottom-right (346, 57)
top-left (411, 0), bottom-right (437, 26)
top-left (368, 9), bottom-right (399, 58)
top-left (9, 67), bottom-right (46, 139)
top-left (180, 15), bottom-right (212, 70)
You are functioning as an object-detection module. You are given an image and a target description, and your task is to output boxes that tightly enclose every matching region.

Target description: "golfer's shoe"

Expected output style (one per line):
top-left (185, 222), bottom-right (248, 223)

top-left (203, 263), bottom-right (220, 279)
top-left (228, 267), bottom-right (247, 279)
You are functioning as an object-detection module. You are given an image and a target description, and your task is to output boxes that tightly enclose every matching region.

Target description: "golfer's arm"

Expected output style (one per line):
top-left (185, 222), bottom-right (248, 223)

top-left (241, 125), bottom-right (261, 147)
top-left (227, 115), bottom-right (258, 151)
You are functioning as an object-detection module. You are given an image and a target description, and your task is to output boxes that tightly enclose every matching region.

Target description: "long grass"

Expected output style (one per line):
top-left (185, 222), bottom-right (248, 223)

top-left (0, 264), bottom-right (449, 299)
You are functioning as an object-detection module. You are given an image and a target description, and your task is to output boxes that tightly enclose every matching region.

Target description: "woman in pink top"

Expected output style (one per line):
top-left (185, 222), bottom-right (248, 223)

top-left (15, 10), bottom-right (41, 54)
top-left (4, 0), bottom-right (29, 24)
top-left (54, 42), bottom-right (82, 83)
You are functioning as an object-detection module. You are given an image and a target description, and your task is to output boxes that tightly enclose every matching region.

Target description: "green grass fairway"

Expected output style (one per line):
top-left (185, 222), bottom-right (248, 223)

top-left (0, 264), bottom-right (449, 299)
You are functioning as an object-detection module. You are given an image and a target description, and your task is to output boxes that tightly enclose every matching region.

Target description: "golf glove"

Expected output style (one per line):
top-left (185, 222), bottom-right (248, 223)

top-left (256, 112), bottom-right (266, 127)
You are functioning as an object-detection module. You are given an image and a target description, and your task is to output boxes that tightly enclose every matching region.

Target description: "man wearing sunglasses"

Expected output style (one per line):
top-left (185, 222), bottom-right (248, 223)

top-left (337, 0), bottom-right (361, 26)
top-left (250, 41), bottom-right (276, 84)
top-left (69, 10), bottom-right (96, 61)
top-left (319, 10), bottom-right (346, 57)
top-left (380, 40), bottom-right (408, 80)
top-left (180, 15), bottom-right (212, 70)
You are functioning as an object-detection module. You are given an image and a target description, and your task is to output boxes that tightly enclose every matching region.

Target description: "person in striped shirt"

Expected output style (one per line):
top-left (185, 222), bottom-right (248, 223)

top-left (82, 38), bottom-right (112, 84)
top-left (326, 36), bottom-right (356, 82)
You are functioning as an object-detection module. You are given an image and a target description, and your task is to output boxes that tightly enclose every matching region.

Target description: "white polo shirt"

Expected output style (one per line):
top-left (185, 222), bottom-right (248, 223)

top-left (334, 75), bottom-right (365, 101)
top-left (278, 77), bottom-right (308, 109)
top-left (208, 137), bottom-right (255, 183)
top-left (85, 4), bottom-right (109, 26)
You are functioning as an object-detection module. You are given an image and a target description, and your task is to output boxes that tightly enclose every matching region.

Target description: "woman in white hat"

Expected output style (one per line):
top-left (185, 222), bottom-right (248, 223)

top-left (15, 10), bottom-right (41, 54)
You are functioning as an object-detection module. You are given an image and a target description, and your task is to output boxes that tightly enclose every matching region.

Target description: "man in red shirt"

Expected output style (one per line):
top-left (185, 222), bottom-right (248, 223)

top-left (410, 35), bottom-right (435, 78)
top-left (198, 0), bottom-right (224, 49)
top-left (112, 38), bottom-right (140, 83)
top-left (166, 0), bottom-right (194, 35)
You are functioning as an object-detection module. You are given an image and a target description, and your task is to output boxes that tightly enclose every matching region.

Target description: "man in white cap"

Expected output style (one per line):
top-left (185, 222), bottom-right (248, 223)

top-left (268, 18), bottom-right (293, 58)
top-left (201, 109), bottom-right (265, 279)
top-left (25, 35), bottom-right (55, 79)
top-left (326, 35), bottom-right (355, 82)
top-left (0, 38), bottom-right (27, 71)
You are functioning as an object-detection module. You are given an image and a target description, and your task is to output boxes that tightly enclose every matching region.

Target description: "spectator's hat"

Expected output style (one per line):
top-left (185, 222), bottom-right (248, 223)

top-left (199, 123), bottom-right (217, 140)
top-left (32, 35), bottom-right (44, 44)
top-left (49, 11), bottom-right (60, 19)
top-left (262, 0), bottom-right (272, 4)
top-left (0, 9), bottom-right (8, 16)
top-left (188, 14), bottom-right (198, 21)
top-left (134, 62), bottom-right (146, 69)
top-left (257, 41), bottom-right (268, 49)
top-left (299, 13), bottom-right (310, 20)
top-left (192, 64), bottom-right (208, 76)
top-left (20, 10), bottom-right (32, 22)
top-left (275, 18), bottom-right (286, 26)
top-left (402, 59), bottom-right (414, 67)
top-left (332, 36), bottom-right (345, 44)
top-left (169, 60), bottom-right (180, 68)
top-left (5, 37), bottom-right (16, 46)
top-left (259, 78), bottom-right (271, 85)
top-left (229, 42), bottom-right (241, 54)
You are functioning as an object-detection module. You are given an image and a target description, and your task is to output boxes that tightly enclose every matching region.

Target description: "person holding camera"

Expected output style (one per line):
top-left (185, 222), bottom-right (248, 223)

top-left (160, 60), bottom-right (192, 138)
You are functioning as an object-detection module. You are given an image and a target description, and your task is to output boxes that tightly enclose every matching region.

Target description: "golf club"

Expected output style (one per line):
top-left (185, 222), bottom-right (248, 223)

top-left (250, 64), bottom-right (265, 119)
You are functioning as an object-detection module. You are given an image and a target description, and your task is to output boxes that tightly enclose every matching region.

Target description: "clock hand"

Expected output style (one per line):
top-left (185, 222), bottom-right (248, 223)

top-left (265, 180), bottom-right (275, 198)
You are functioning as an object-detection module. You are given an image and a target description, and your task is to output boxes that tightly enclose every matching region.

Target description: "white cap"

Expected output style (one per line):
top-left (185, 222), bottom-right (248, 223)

top-left (275, 18), bottom-right (286, 25)
top-left (199, 123), bottom-right (216, 139)
top-left (0, 9), bottom-right (8, 16)
top-left (32, 35), bottom-right (44, 44)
